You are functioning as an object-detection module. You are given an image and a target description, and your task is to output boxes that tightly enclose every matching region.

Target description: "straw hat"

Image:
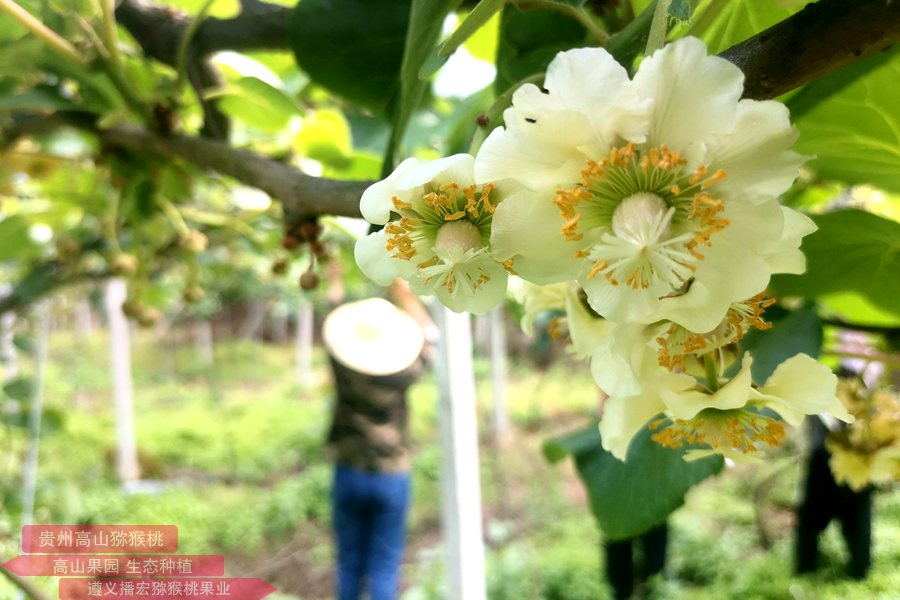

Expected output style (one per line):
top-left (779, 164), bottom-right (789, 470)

top-left (322, 298), bottom-right (425, 376)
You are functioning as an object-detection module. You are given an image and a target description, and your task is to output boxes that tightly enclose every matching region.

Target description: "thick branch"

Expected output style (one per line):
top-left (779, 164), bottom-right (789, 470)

top-left (720, 0), bottom-right (900, 100)
top-left (115, 0), bottom-right (291, 64)
top-left (1, 565), bottom-right (55, 600)
top-left (93, 124), bottom-right (370, 219)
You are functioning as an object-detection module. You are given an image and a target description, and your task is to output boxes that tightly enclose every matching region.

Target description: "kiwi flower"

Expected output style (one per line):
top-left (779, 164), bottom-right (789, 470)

top-left (600, 352), bottom-right (853, 461)
top-left (355, 154), bottom-right (508, 314)
top-left (476, 37), bottom-right (812, 333)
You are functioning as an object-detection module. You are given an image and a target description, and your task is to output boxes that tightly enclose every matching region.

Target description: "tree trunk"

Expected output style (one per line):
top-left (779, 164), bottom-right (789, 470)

top-left (295, 302), bottom-right (313, 388)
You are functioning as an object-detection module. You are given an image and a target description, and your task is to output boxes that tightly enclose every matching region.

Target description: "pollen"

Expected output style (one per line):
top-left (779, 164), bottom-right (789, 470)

top-left (650, 409), bottom-right (787, 454)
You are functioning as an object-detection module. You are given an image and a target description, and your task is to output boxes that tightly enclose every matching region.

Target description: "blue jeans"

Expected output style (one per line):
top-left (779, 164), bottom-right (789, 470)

top-left (332, 464), bottom-right (411, 600)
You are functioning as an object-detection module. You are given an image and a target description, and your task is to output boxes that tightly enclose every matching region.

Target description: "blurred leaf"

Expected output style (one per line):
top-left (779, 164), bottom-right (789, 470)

top-left (387, 0), bottom-right (464, 170)
top-left (321, 151), bottom-right (382, 181)
top-left (668, 0), bottom-right (692, 23)
top-left (431, 0), bottom-right (504, 69)
top-left (770, 210), bottom-right (900, 316)
top-left (738, 306), bottom-right (823, 383)
top-left (3, 376), bottom-right (32, 401)
top-left (289, 0), bottom-right (411, 117)
top-left (293, 108), bottom-right (353, 167)
top-left (688, 0), bottom-right (799, 53)
top-left (12, 333), bottom-right (36, 354)
top-left (495, 5), bottom-right (587, 95)
top-left (463, 6), bottom-right (500, 63)
top-left (818, 291), bottom-right (900, 329)
top-left (789, 49), bottom-right (900, 195)
top-left (0, 215), bottom-right (37, 260)
top-left (209, 77), bottom-right (301, 132)
top-left (544, 423), bottom-right (722, 540)
top-left (0, 86), bottom-right (77, 112)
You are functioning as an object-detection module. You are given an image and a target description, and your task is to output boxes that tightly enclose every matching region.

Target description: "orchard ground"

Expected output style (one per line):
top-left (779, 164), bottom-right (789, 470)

top-left (1, 324), bottom-right (898, 600)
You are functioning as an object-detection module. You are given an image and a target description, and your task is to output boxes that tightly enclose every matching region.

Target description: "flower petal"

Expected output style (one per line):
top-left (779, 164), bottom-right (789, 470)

top-left (360, 157), bottom-right (422, 224)
top-left (704, 99), bottom-right (808, 204)
top-left (633, 37), bottom-right (744, 161)
top-left (753, 353), bottom-right (850, 426)
top-left (354, 230), bottom-right (415, 285)
top-left (600, 398), bottom-right (666, 461)
top-left (662, 354), bottom-right (754, 420)
top-left (490, 189), bottom-right (584, 283)
top-left (431, 259), bottom-right (508, 315)
top-left (394, 153), bottom-right (475, 190)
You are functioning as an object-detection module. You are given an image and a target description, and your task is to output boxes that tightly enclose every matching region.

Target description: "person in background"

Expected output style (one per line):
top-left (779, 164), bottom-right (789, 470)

top-left (322, 292), bottom-right (430, 600)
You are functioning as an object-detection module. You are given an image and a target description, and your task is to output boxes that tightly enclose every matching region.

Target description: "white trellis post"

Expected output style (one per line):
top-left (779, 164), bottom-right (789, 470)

top-left (490, 305), bottom-right (510, 438)
top-left (21, 302), bottom-right (49, 529)
top-left (296, 301), bottom-right (314, 387)
top-left (104, 278), bottom-right (139, 484)
top-left (1, 284), bottom-right (17, 380)
top-left (435, 307), bottom-right (486, 600)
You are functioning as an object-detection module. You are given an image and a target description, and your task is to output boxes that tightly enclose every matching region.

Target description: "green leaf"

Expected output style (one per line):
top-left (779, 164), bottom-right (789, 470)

top-left (687, 0), bottom-right (798, 54)
top-left (789, 49), bottom-right (900, 195)
top-left (770, 210), bottom-right (900, 317)
top-left (668, 0), bottom-right (692, 23)
top-left (387, 0), bottom-right (464, 170)
top-left (3, 376), bottom-right (32, 401)
top-left (544, 423), bottom-right (722, 540)
top-left (288, 0), bottom-right (411, 117)
top-left (12, 333), bottom-right (36, 354)
top-left (738, 306), bottom-right (823, 384)
top-left (818, 291), bottom-right (900, 329)
top-left (208, 77), bottom-right (301, 133)
top-left (0, 86), bottom-right (77, 112)
top-left (494, 5), bottom-right (588, 95)
top-left (435, 0), bottom-right (505, 61)
top-left (293, 108), bottom-right (353, 168)
top-left (0, 215), bottom-right (36, 261)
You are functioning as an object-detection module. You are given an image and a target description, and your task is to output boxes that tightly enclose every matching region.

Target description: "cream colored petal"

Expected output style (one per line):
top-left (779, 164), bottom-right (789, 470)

top-left (433, 260), bottom-right (508, 315)
top-left (759, 207), bottom-right (817, 275)
top-left (566, 285), bottom-right (615, 359)
top-left (474, 107), bottom-right (590, 190)
top-left (360, 157), bottom-right (422, 224)
top-left (753, 353), bottom-right (850, 426)
top-left (705, 100), bottom-right (808, 204)
top-left (633, 37), bottom-right (744, 161)
top-left (600, 395), bottom-right (666, 461)
top-left (394, 153), bottom-right (475, 190)
top-left (490, 189), bottom-right (585, 283)
top-left (516, 47), bottom-right (649, 149)
top-left (590, 322), bottom-right (656, 397)
top-left (662, 354), bottom-right (754, 420)
top-left (354, 230), bottom-right (414, 285)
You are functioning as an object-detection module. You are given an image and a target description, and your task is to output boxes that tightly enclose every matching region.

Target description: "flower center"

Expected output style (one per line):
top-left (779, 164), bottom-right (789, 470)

top-left (555, 143), bottom-right (730, 293)
top-left (610, 192), bottom-right (671, 244)
top-left (656, 293), bottom-right (776, 372)
top-left (434, 220), bottom-right (483, 256)
top-left (384, 182), bottom-right (496, 262)
top-left (649, 408), bottom-right (786, 455)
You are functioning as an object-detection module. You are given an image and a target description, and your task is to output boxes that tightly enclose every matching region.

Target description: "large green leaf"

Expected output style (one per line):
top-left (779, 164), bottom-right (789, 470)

top-left (770, 210), bottom-right (900, 317)
top-left (494, 5), bottom-right (588, 95)
top-left (207, 76), bottom-right (301, 133)
top-left (789, 49), bottom-right (900, 195)
top-left (687, 0), bottom-right (800, 53)
top-left (544, 423), bottom-right (722, 541)
top-left (738, 306), bottom-right (823, 384)
top-left (0, 215), bottom-right (37, 261)
top-left (387, 0), bottom-right (463, 170)
top-left (288, 0), bottom-right (411, 117)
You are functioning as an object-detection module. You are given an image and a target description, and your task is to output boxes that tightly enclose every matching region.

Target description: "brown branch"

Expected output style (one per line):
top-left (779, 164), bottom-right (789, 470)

top-left (0, 565), bottom-right (55, 600)
top-left (91, 124), bottom-right (370, 219)
top-left (115, 0), bottom-right (291, 64)
top-left (115, 0), bottom-right (291, 140)
top-left (720, 0), bottom-right (900, 100)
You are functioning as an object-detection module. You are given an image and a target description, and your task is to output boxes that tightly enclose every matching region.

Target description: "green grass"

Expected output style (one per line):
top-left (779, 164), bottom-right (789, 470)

top-left (2, 329), bottom-right (898, 599)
